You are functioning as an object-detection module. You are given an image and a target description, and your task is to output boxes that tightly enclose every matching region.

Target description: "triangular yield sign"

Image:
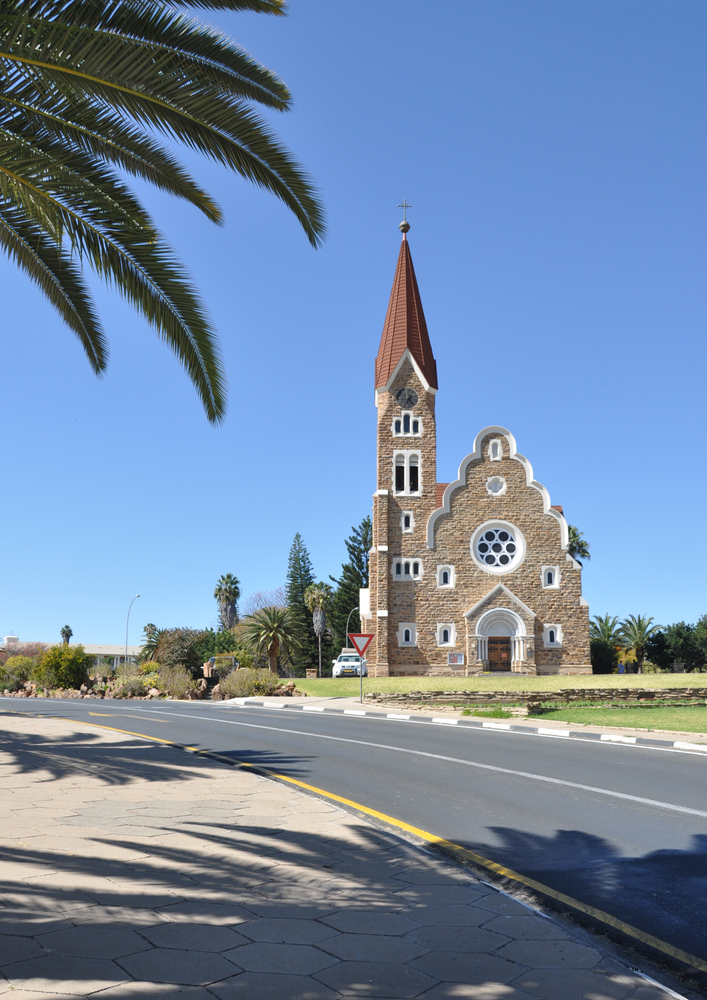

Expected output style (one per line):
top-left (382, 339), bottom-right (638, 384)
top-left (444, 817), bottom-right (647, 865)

top-left (348, 633), bottom-right (374, 657)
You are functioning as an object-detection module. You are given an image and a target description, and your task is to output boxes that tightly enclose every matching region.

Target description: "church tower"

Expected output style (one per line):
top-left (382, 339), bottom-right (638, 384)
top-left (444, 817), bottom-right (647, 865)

top-left (362, 218), bottom-right (591, 677)
top-left (367, 219), bottom-right (439, 676)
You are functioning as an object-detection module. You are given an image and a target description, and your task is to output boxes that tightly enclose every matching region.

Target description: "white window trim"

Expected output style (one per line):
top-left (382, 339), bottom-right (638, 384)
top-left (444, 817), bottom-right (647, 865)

top-left (541, 566), bottom-right (560, 590)
top-left (489, 437), bottom-right (504, 461)
top-left (392, 411), bottom-right (422, 438)
top-left (436, 622), bottom-right (456, 647)
top-left (397, 622), bottom-right (417, 647)
top-left (401, 510), bottom-right (415, 534)
top-left (471, 520), bottom-right (526, 576)
top-left (486, 475), bottom-right (507, 497)
top-left (543, 624), bottom-right (563, 648)
top-left (393, 450), bottom-right (422, 496)
top-left (436, 564), bottom-right (455, 588)
top-left (392, 559), bottom-right (423, 580)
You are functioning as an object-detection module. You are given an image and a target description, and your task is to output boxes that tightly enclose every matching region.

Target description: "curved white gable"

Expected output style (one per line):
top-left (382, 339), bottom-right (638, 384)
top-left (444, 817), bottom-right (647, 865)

top-left (426, 425), bottom-right (569, 551)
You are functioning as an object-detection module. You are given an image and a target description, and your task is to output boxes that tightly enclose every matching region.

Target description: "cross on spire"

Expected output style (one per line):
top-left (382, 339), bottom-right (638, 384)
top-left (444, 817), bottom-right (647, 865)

top-left (397, 199), bottom-right (412, 221)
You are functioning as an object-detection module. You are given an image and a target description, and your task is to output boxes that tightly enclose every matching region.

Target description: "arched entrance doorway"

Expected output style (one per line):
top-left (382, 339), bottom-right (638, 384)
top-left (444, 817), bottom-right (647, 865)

top-left (474, 608), bottom-right (527, 671)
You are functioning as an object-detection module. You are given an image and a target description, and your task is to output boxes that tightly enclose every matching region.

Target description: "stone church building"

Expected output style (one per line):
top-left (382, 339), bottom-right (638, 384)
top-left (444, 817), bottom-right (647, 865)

top-left (360, 223), bottom-right (591, 676)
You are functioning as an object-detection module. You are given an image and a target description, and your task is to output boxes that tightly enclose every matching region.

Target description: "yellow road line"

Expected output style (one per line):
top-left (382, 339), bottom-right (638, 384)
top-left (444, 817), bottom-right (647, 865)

top-left (7, 710), bottom-right (707, 975)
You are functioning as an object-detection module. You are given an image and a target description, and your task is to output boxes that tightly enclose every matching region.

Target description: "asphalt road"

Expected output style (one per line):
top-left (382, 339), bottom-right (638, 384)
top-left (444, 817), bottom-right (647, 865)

top-left (4, 698), bottom-right (707, 967)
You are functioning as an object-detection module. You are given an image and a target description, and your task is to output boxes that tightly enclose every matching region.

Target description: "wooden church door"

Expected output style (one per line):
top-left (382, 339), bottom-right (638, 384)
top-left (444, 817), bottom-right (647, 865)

top-left (487, 636), bottom-right (511, 671)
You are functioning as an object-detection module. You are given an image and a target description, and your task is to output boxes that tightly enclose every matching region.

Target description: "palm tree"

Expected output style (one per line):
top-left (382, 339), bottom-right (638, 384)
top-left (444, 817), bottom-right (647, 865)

top-left (240, 606), bottom-right (302, 675)
top-left (567, 525), bottom-right (591, 566)
top-left (590, 614), bottom-right (623, 645)
top-left (0, 0), bottom-right (325, 424)
top-left (304, 583), bottom-right (333, 678)
top-left (60, 625), bottom-right (73, 645)
top-left (140, 623), bottom-right (165, 662)
top-left (620, 615), bottom-right (662, 674)
top-left (214, 574), bottom-right (241, 632)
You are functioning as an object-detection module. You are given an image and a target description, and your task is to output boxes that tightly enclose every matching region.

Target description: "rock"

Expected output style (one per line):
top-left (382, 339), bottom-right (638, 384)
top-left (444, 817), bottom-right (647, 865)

top-left (148, 687), bottom-right (161, 698)
top-left (211, 684), bottom-right (222, 701)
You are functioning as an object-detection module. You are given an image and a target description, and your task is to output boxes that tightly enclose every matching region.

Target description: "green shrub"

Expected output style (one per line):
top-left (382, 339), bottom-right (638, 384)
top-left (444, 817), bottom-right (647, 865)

top-left (0, 655), bottom-right (37, 690)
top-left (113, 677), bottom-right (148, 698)
top-left (34, 645), bottom-right (90, 689)
top-left (157, 664), bottom-right (196, 700)
top-left (218, 668), bottom-right (283, 699)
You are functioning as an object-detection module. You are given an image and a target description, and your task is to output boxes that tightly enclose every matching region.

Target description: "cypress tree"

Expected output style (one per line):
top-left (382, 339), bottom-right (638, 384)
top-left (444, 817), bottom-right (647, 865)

top-left (286, 533), bottom-right (318, 674)
top-left (329, 516), bottom-right (372, 651)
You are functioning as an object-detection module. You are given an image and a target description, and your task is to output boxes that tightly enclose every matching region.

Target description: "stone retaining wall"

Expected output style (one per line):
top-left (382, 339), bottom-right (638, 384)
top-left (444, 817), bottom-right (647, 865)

top-left (364, 687), bottom-right (707, 706)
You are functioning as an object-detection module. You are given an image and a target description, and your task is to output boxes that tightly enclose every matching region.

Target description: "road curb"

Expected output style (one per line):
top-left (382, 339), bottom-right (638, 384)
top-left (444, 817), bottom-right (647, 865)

top-left (222, 698), bottom-right (707, 753)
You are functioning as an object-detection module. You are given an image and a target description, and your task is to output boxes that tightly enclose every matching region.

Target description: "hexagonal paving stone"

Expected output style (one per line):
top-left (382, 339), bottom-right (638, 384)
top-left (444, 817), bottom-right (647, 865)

top-left (318, 933), bottom-right (427, 964)
top-left (392, 869), bottom-right (478, 886)
top-left (512, 969), bottom-right (637, 1000)
top-left (225, 942), bottom-right (338, 976)
top-left (497, 938), bottom-right (600, 969)
top-left (141, 923), bottom-right (247, 953)
top-left (0, 954), bottom-right (128, 994)
top-left (481, 915), bottom-right (570, 941)
top-left (398, 904), bottom-right (490, 927)
top-left (119, 948), bottom-right (241, 985)
top-left (322, 911), bottom-right (421, 936)
top-left (0, 910), bottom-right (73, 937)
top-left (315, 960), bottom-right (437, 997)
top-left (420, 983), bottom-right (538, 999)
top-left (157, 900), bottom-right (256, 925)
top-left (210, 972), bottom-right (340, 1000)
top-left (472, 895), bottom-right (533, 916)
top-left (406, 924), bottom-right (509, 953)
top-left (36, 925), bottom-right (152, 959)
top-left (0, 933), bottom-right (44, 964)
top-left (238, 918), bottom-right (336, 944)
top-left (411, 952), bottom-right (525, 984)
top-left (394, 886), bottom-right (483, 906)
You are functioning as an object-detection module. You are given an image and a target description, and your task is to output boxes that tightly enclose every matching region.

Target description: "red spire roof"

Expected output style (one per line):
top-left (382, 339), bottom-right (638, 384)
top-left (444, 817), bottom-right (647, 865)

top-left (375, 236), bottom-right (438, 390)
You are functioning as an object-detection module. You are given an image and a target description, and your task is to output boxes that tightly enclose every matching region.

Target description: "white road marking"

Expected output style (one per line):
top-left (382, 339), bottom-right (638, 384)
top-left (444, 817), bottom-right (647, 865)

top-left (125, 707), bottom-right (707, 820)
top-left (387, 713), bottom-right (411, 720)
top-left (432, 718), bottom-right (458, 725)
top-left (482, 722), bottom-right (511, 730)
top-left (601, 734), bottom-right (637, 744)
top-left (344, 710), bottom-right (367, 716)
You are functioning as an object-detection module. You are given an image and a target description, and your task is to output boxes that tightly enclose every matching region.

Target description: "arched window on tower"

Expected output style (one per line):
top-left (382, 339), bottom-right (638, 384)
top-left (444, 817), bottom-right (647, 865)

top-left (548, 629), bottom-right (556, 644)
top-left (546, 570), bottom-right (554, 587)
top-left (409, 455), bottom-right (419, 492)
top-left (442, 570), bottom-right (449, 585)
top-left (395, 455), bottom-right (405, 493)
top-left (404, 628), bottom-right (411, 643)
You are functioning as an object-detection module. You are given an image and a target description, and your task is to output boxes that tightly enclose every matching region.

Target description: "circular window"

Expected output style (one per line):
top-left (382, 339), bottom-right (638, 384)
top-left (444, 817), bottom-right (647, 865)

top-left (486, 476), bottom-right (506, 496)
top-left (471, 521), bottom-right (525, 575)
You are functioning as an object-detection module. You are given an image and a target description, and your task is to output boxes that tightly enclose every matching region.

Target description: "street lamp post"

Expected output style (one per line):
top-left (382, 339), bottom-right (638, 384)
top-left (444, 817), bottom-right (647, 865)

top-left (345, 606), bottom-right (358, 647)
top-left (125, 594), bottom-right (140, 668)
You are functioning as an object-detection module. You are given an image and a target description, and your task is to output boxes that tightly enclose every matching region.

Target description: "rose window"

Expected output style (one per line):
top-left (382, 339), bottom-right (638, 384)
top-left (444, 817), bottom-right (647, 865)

top-left (476, 527), bottom-right (517, 568)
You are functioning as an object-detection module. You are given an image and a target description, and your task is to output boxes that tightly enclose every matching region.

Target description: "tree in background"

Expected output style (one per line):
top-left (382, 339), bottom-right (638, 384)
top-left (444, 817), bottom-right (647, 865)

top-left (304, 583), bottom-right (333, 678)
top-left (646, 621), bottom-right (706, 672)
top-left (567, 526), bottom-right (590, 566)
top-left (620, 615), bottom-right (661, 674)
top-left (589, 613), bottom-right (623, 674)
top-left (154, 627), bottom-right (207, 675)
top-left (241, 587), bottom-right (287, 617)
top-left (214, 574), bottom-right (241, 631)
top-left (140, 623), bottom-right (165, 663)
top-left (60, 625), bottom-right (73, 646)
top-left (286, 533), bottom-right (318, 674)
top-left (240, 606), bottom-right (302, 674)
top-left (329, 516), bottom-right (372, 651)
top-left (0, 0), bottom-right (325, 424)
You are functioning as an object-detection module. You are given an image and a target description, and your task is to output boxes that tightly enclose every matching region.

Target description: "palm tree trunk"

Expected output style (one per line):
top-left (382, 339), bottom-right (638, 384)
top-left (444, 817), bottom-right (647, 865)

top-left (268, 638), bottom-right (279, 675)
top-left (318, 634), bottom-right (322, 678)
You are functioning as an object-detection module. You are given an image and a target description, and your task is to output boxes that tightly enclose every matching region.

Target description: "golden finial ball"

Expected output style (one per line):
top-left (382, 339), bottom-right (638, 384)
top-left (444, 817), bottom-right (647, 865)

top-left (399, 220), bottom-right (410, 233)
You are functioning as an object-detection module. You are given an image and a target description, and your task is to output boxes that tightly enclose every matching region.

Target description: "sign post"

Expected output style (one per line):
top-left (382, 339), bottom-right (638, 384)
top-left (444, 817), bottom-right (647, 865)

top-left (348, 633), bottom-right (374, 704)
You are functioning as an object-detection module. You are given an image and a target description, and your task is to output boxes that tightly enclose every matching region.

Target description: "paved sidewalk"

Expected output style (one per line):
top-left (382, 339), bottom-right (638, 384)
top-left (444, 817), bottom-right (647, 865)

top-left (0, 712), bottom-right (694, 999)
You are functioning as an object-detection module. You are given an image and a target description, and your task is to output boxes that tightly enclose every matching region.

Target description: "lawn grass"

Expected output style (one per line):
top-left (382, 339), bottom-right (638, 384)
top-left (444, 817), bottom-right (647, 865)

top-left (295, 673), bottom-right (707, 698)
top-left (535, 705), bottom-right (707, 734)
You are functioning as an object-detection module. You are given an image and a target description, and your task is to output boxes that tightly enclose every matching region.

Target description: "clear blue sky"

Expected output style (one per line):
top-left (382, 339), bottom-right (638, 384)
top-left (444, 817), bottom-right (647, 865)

top-left (3, 1), bottom-right (706, 646)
